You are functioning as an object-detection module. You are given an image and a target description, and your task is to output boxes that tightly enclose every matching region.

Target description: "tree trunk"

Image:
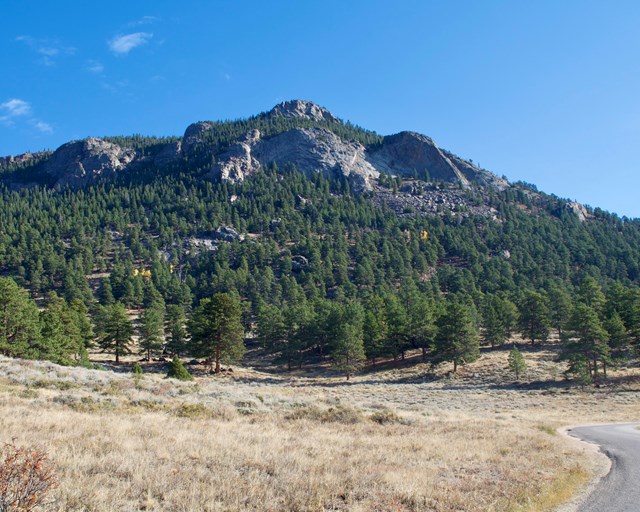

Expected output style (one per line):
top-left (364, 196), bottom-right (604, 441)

top-left (115, 348), bottom-right (120, 363)
top-left (421, 347), bottom-right (427, 361)
top-left (215, 346), bottom-right (221, 374)
top-left (453, 359), bottom-right (457, 373)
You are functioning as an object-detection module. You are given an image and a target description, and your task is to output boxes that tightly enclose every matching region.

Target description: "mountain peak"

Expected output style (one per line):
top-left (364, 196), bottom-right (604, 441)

top-left (268, 100), bottom-right (339, 124)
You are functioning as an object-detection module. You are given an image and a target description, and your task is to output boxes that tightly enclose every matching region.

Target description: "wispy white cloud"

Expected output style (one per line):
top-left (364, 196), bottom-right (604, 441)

top-left (33, 120), bottom-right (53, 134)
top-left (16, 36), bottom-right (76, 66)
top-left (108, 32), bottom-right (153, 55)
top-left (0, 98), bottom-right (53, 134)
top-left (0, 98), bottom-right (31, 117)
top-left (129, 16), bottom-right (159, 27)
top-left (85, 60), bottom-right (105, 74)
top-left (0, 99), bottom-right (31, 121)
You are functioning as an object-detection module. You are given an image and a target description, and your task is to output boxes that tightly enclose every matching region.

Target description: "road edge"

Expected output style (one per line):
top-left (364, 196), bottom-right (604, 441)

top-left (552, 424), bottom-right (612, 512)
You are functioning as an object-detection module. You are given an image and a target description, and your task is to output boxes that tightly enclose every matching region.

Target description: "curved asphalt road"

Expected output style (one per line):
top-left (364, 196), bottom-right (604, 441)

top-left (568, 423), bottom-right (640, 512)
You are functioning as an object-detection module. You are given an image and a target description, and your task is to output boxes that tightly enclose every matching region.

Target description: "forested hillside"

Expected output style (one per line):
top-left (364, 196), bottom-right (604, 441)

top-left (1, 101), bottom-right (639, 383)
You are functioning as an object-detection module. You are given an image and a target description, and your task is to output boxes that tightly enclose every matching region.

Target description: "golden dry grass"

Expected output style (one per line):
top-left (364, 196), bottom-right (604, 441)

top-left (0, 344), bottom-right (638, 511)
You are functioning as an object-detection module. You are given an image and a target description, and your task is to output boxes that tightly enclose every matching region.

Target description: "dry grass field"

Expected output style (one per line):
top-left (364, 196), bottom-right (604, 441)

top-left (1, 344), bottom-right (639, 511)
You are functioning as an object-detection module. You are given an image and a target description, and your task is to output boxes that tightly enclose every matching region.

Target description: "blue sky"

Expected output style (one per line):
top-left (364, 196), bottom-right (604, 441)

top-left (2, 0), bottom-right (639, 217)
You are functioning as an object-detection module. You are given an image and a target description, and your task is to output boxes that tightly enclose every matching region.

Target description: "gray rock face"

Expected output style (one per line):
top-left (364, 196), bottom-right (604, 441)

top-left (442, 151), bottom-right (509, 191)
top-left (368, 132), bottom-right (469, 186)
top-left (212, 130), bottom-right (261, 182)
top-left (268, 100), bottom-right (339, 124)
top-left (211, 127), bottom-right (379, 191)
top-left (255, 127), bottom-right (379, 190)
top-left (566, 201), bottom-right (591, 222)
top-left (44, 138), bottom-right (135, 187)
top-left (182, 121), bottom-right (215, 155)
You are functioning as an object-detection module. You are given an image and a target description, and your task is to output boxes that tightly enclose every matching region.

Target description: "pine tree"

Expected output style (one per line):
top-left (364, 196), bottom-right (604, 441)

top-left (165, 304), bottom-right (187, 356)
top-left (331, 303), bottom-right (366, 380)
top-left (432, 301), bottom-right (480, 372)
top-left (0, 278), bottom-right (41, 359)
top-left (139, 304), bottom-right (165, 361)
top-left (560, 304), bottom-right (610, 383)
top-left (256, 303), bottom-right (286, 352)
top-left (96, 302), bottom-right (133, 363)
top-left (482, 294), bottom-right (517, 347)
top-left (517, 290), bottom-right (551, 344)
top-left (508, 345), bottom-right (526, 380)
top-left (97, 278), bottom-right (115, 306)
top-left (605, 312), bottom-right (630, 362)
top-left (188, 293), bottom-right (245, 373)
top-left (547, 284), bottom-right (573, 338)
top-left (405, 291), bottom-right (436, 360)
top-left (37, 293), bottom-right (84, 365)
top-left (578, 276), bottom-right (606, 314)
top-left (363, 295), bottom-right (388, 366)
top-left (384, 294), bottom-right (409, 361)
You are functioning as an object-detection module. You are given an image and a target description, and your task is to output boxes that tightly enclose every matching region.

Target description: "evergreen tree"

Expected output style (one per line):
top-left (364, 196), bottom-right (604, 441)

top-left (331, 302), bottom-right (366, 380)
top-left (481, 294), bottom-right (517, 347)
top-left (578, 276), bottom-right (606, 314)
top-left (363, 295), bottom-right (388, 365)
top-left (432, 301), bottom-right (480, 372)
top-left (188, 293), bottom-right (245, 373)
top-left (166, 355), bottom-right (194, 381)
top-left (405, 291), bottom-right (436, 360)
top-left (38, 293), bottom-right (83, 365)
top-left (96, 302), bottom-right (133, 363)
top-left (165, 304), bottom-right (187, 356)
top-left (139, 304), bottom-right (165, 361)
top-left (256, 302), bottom-right (286, 352)
top-left (384, 294), bottom-right (409, 361)
top-left (97, 278), bottom-right (115, 306)
top-left (627, 291), bottom-right (640, 351)
top-left (547, 284), bottom-right (573, 338)
top-left (508, 345), bottom-right (527, 380)
top-left (560, 304), bottom-right (610, 383)
top-left (605, 312), bottom-right (630, 361)
top-left (517, 290), bottom-right (551, 344)
top-left (0, 278), bottom-right (41, 359)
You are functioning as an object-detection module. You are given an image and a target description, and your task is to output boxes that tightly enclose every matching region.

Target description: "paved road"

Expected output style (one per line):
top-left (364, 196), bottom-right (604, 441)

top-left (568, 423), bottom-right (640, 512)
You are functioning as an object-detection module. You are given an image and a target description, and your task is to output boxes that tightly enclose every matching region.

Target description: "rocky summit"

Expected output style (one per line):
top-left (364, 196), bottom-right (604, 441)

top-left (0, 100), bottom-right (544, 211)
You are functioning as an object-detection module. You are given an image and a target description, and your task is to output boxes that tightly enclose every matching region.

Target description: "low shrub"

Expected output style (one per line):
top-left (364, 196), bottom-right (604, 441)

top-left (0, 441), bottom-right (57, 511)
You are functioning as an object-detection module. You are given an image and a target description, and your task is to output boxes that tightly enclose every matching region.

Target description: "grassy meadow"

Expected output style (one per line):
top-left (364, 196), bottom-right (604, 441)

top-left (1, 343), bottom-right (638, 511)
